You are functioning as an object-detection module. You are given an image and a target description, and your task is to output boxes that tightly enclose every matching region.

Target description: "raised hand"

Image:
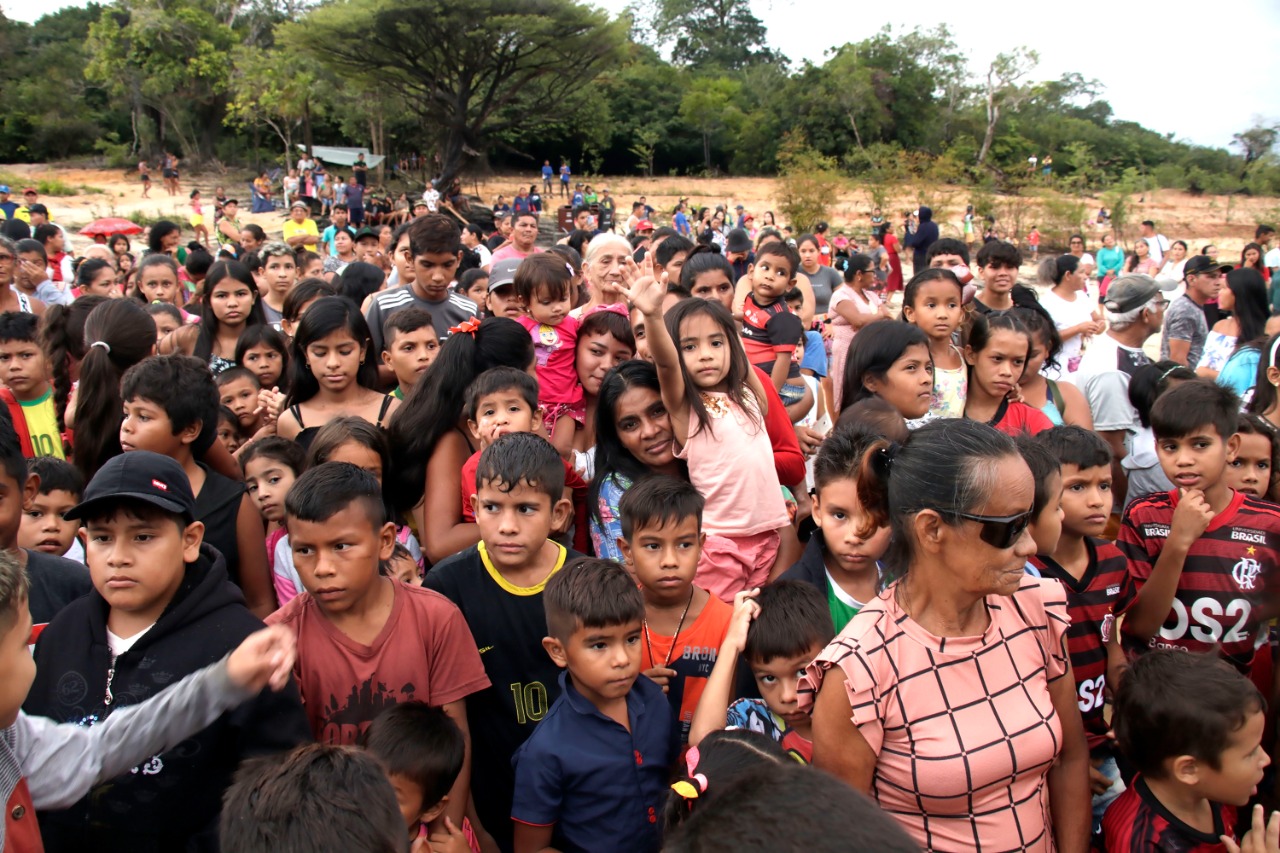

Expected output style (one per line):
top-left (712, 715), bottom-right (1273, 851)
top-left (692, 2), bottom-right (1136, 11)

top-left (1171, 488), bottom-right (1215, 547)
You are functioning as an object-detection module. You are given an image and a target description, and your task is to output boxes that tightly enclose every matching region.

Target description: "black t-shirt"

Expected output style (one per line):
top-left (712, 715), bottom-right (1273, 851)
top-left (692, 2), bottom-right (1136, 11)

top-left (424, 542), bottom-right (582, 851)
top-left (26, 549), bottom-right (91, 628)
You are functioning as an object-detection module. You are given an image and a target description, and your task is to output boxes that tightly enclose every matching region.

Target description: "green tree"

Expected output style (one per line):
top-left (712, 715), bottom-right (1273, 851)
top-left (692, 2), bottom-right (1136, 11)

top-left (1233, 123), bottom-right (1279, 176)
top-left (644, 0), bottom-right (780, 70)
top-left (225, 41), bottom-right (332, 166)
top-left (678, 76), bottom-right (743, 172)
top-left (288, 0), bottom-right (627, 190)
top-left (775, 131), bottom-right (843, 232)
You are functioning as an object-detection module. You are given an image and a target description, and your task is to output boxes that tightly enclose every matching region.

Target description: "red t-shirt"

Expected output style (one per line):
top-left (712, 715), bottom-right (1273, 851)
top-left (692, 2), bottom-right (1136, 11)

top-left (460, 450), bottom-right (590, 553)
top-left (1102, 775), bottom-right (1236, 852)
top-left (267, 581), bottom-right (490, 743)
top-left (988, 399), bottom-right (1054, 437)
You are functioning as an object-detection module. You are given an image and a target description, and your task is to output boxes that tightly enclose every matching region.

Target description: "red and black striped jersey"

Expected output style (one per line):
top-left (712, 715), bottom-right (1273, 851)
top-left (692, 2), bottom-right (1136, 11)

top-left (1029, 537), bottom-right (1131, 750)
top-left (1118, 489), bottom-right (1280, 673)
top-left (1101, 776), bottom-right (1236, 852)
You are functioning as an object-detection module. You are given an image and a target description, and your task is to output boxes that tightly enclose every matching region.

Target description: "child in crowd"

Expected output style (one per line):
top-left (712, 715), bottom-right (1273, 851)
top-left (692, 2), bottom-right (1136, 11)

top-left (277, 297), bottom-right (398, 451)
top-left (258, 241), bottom-right (298, 328)
top-left (239, 436), bottom-right (306, 606)
top-left (618, 475), bottom-right (732, 743)
top-left (1030, 426), bottom-right (1131, 833)
top-left (145, 301), bottom-right (183, 341)
top-left (1017, 436), bottom-right (1064, 563)
top-left (135, 255), bottom-right (196, 323)
top-left (1104, 650), bottom-right (1272, 851)
top-left (23, 451), bottom-right (310, 850)
top-left (119, 354), bottom-right (275, 617)
top-left (387, 541), bottom-right (421, 587)
top-left (626, 270), bottom-right (789, 602)
top-left (840, 320), bottom-right (934, 421)
top-left (189, 190), bottom-right (208, 246)
top-left (1119, 380), bottom-right (1280, 679)
top-left (18, 457), bottom-right (84, 563)
top-left (215, 405), bottom-right (245, 455)
top-left (662, 729), bottom-right (788, 833)
top-left (483, 258), bottom-right (523, 320)
top-left (361, 702), bottom-right (475, 852)
top-left (216, 366), bottom-right (264, 439)
top-left (219, 744), bottom-right (407, 853)
top-left (162, 261), bottom-right (266, 375)
top-left (1124, 360), bottom-right (1195, 510)
top-left (381, 306), bottom-right (440, 400)
top-left (515, 254), bottom-right (583, 457)
top-left (427, 432), bottom-right (580, 851)
top-left (235, 324), bottom-right (290, 392)
top-left (964, 311), bottom-right (1054, 436)
top-left (0, 549), bottom-right (301, 853)
top-left (266, 462), bottom-right (488, 830)
top-left (739, 241), bottom-right (803, 392)
top-left (781, 425), bottom-right (889, 631)
top-left (1225, 413), bottom-right (1279, 501)
top-left (511, 557), bottom-right (675, 853)
top-left (279, 277), bottom-right (337, 340)
top-left (457, 268), bottom-right (490, 310)
top-left (0, 312), bottom-right (63, 458)
top-left (306, 415), bottom-right (424, 570)
top-left (689, 581), bottom-right (834, 763)
top-left (0, 419), bottom-right (89, 630)
top-left (900, 268), bottom-right (966, 420)
top-left (460, 366), bottom-right (589, 553)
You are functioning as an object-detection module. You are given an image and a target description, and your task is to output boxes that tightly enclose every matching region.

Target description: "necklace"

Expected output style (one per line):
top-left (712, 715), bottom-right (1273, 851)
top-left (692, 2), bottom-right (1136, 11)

top-left (644, 586), bottom-right (695, 668)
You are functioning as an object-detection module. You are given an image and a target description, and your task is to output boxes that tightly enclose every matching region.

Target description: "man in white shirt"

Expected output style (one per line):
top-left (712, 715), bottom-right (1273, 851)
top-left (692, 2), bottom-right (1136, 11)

top-left (1140, 220), bottom-right (1169, 266)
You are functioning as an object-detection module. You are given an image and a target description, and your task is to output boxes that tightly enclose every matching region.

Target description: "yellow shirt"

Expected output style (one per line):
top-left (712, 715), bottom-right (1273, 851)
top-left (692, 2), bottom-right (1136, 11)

top-left (282, 218), bottom-right (319, 253)
top-left (20, 389), bottom-right (64, 459)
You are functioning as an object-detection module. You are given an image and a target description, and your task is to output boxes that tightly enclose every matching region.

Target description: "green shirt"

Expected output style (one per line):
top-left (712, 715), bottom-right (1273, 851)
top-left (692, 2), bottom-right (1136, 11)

top-left (826, 573), bottom-right (865, 633)
top-left (391, 385), bottom-right (404, 400)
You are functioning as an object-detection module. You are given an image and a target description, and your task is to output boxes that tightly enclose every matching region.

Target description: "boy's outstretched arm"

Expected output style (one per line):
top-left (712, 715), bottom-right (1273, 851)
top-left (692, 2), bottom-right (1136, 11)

top-left (16, 624), bottom-right (296, 810)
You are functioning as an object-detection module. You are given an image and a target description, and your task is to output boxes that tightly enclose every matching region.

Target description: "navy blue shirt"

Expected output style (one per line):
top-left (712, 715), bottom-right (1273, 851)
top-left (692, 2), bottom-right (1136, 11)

top-left (511, 670), bottom-right (675, 853)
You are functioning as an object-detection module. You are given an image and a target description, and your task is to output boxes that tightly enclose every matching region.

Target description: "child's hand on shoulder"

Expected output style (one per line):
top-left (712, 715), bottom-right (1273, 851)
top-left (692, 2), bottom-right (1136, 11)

top-left (725, 589), bottom-right (761, 654)
top-left (1224, 804), bottom-right (1280, 853)
top-left (424, 817), bottom-right (471, 853)
top-left (1171, 488), bottom-right (1215, 546)
top-left (227, 624), bottom-right (296, 693)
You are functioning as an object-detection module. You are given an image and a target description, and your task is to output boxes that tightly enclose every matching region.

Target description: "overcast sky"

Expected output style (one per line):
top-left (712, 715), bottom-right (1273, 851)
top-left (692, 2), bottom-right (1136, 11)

top-left (10, 0), bottom-right (1278, 151)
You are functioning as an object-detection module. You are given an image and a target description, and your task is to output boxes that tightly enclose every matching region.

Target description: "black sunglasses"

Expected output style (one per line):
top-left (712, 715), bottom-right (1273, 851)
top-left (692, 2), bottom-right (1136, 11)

top-left (952, 509), bottom-right (1034, 549)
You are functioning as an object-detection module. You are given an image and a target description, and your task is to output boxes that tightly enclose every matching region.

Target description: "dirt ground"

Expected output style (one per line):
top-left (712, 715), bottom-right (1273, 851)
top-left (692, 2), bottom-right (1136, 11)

top-left (7, 163), bottom-right (1278, 262)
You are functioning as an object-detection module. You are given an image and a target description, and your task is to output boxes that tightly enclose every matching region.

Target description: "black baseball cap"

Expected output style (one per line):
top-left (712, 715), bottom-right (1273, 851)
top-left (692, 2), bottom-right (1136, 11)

top-left (354, 227), bottom-right (380, 242)
top-left (1183, 255), bottom-right (1232, 277)
top-left (66, 451), bottom-right (196, 522)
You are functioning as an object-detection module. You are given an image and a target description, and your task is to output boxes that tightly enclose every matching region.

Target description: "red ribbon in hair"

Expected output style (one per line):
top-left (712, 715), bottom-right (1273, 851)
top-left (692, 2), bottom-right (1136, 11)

top-left (448, 316), bottom-right (482, 337)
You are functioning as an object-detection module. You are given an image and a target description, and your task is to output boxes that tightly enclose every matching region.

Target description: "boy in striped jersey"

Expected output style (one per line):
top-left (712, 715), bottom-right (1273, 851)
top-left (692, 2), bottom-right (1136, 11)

top-left (1119, 381), bottom-right (1280, 684)
top-left (1029, 426), bottom-right (1133, 835)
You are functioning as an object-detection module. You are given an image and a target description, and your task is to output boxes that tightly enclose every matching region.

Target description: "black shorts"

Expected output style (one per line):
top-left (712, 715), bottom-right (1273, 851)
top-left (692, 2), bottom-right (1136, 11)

top-left (162, 168), bottom-right (176, 179)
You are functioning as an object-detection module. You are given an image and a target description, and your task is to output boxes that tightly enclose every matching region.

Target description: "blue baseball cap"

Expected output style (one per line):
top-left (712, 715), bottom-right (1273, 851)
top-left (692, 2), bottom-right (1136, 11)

top-left (0, 186), bottom-right (10, 194)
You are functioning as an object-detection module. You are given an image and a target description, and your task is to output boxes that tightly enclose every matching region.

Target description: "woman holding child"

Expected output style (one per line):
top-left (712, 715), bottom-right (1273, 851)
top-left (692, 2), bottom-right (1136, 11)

top-left (801, 418), bottom-right (1091, 852)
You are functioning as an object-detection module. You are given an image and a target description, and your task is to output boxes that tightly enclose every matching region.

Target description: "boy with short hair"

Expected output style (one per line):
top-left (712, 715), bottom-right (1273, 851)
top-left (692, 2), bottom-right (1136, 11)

top-left (428, 431), bottom-right (580, 851)
top-left (0, 312), bottom-right (63, 459)
top-left (258, 242), bottom-right (298, 327)
top-left (1119, 380), bottom-right (1280, 678)
top-left (512, 557), bottom-right (676, 853)
top-left (688, 580), bottom-right (835, 763)
top-left (781, 426), bottom-right (889, 631)
top-left (18, 456), bottom-right (84, 562)
top-left (740, 241), bottom-right (804, 391)
top-left (459, 367), bottom-right (588, 552)
top-left (361, 701), bottom-right (472, 851)
top-left (267, 462), bottom-right (489, 831)
top-left (220, 743), bottom-right (406, 853)
top-left (120, 354), bottom-right (274, 618)
top-left (0, 418), bottom-right (87, 630)
top-left (320, 204), bottom-right (354, 257)
top-left (381, 306), bottom-right (440, 400)
top-left (0, 548), bottom-right (301, 853)
top-left (617, 475), bottom-right (732, 743)
top-left (1103, 649), bottom-right (1271, 850)
top-left (22, 450), bottom-right (310, 850)
top-left (216, 366), bottom-right (263, 438)
top-left (1030, 426), bottom-right (1132, 829)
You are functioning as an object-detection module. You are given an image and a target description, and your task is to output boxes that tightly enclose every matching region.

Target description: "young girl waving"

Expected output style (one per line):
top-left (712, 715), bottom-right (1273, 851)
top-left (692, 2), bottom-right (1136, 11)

top-left (275, 296), bottom-right (398, 450)
top-left (624, 265), bottom-right (788, 602)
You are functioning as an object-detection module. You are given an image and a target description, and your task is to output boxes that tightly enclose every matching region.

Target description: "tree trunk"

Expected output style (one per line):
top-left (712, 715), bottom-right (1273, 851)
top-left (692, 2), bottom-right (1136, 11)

top-left (845, 110), bottom-right (866, 153)
top-left (703, 131), bottom-right (711, 171)
top-left (302, 97), bottom-right (313, 157)
top-left (977, 92), bottom-right (998, 167)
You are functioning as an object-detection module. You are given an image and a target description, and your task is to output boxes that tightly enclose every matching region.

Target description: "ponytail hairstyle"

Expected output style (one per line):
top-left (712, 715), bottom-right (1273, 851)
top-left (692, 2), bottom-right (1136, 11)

top-left (196, 260), bottom-right (265, 360)
top-left (73, 299), bottom-right (158, 481)
top-left (74, 257), bottom-right (114, 294)
top-left (854, 418), bottom-right (1019, 573)
top-left (283, 296), bottom-right (378, 409)
top-left (662, 729), bottom-right (788, 834)
top-left (1247, 334), bottom-right (1280, 418)
top-left (40, 295), bottom-right (107, 434)
top-left (133, 253), bottom-right (181, 304)
top-left (387, 316), bottom-right (533, 513)
top-left (678, 249), bottom-right (734, 292)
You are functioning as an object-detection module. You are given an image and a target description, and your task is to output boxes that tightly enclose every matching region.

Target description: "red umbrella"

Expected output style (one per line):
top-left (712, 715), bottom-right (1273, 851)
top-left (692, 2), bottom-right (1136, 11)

top-left (79, 217), bottom-right (144, 237)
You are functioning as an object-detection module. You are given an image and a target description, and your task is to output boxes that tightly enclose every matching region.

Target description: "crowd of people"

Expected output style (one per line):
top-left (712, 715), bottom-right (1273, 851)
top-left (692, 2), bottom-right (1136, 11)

top-left (2, 176), bottom-right (1280, 853)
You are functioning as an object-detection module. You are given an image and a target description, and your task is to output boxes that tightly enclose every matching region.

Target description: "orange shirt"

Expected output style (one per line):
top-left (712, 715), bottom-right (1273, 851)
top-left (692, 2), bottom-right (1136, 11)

top-left (640, 592), bottom-right (733, 743)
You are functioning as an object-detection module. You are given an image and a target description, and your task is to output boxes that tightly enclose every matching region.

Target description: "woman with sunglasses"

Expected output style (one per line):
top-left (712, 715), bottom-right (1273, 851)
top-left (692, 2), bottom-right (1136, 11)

top-left (800, 418), bottom-right (1091, 853)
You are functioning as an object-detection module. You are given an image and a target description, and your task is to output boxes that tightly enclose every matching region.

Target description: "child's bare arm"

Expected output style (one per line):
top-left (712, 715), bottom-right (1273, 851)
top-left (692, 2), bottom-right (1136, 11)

top-left (689, 590), bottom-right (759, 746)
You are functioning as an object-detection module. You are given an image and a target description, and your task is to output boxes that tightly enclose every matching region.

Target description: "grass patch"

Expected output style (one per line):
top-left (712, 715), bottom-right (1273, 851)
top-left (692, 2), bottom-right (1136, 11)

top-left (36, 177), bottom-right (102, 196)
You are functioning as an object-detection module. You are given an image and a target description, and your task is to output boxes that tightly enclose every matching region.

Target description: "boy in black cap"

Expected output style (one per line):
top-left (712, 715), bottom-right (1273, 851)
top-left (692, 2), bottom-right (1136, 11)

top-left (22, 450), bottom-right (311, 852)
top-left (1160, 255), bottom-right (1232, 368)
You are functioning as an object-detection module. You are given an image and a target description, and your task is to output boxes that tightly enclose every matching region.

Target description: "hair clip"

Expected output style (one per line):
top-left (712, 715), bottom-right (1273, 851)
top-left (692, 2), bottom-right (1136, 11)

top-left (448, 316), bottom-right (481, 338)
top-left (878, 440), bottom-right (901, 469)
top-left (90, 340), bottom-right (111, 353)
top-left (671, 746), bottom-right (708, 801)
top-left (565, 262), bottom-right (576, 277)
top-left (1157, 365), bottom-right (1182, 383)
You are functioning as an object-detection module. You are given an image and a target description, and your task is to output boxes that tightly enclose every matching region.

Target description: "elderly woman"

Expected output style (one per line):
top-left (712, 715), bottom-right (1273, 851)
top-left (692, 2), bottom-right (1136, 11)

top-left (801, 419), bottom-right (1090, 852)
top-left (575, 232), bottom-right (633, 316)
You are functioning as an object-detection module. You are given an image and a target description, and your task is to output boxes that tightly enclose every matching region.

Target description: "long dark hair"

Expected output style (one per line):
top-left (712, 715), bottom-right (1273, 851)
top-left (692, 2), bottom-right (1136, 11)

top-left (588, 360), bottom-right (687, 526)
top-left (234, 324), bottom-right (291, 393)
top-left (1224, 267), bottom-right (1269, 354)
top-left (73, 299), bottom-right (158, 481)
top-left (840, 320), bottom-right (929, 413)
top-left (1241, 242), bottom-right (1267, 274)
top-left (196, 260), bottom-right (265, 360)
top-left (283, 297), bottom-right (379, 409)
top-left (1010, 306), bottom-right (1062, 375)
top-left (387, 316), bottom-right (533, 512)
top-left (40, 295), bottom-right (106, 434)
top-left (1248, 335), bottom-right (1280, 418)
top-left (663, 298), bottom-right (756, 437)
top-left (147, 220), bottom-right (181, 255)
